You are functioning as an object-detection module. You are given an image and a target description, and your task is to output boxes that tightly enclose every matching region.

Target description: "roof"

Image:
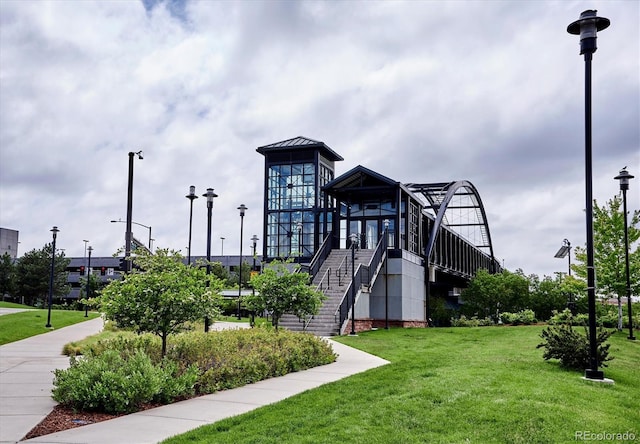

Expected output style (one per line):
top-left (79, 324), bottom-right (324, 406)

top-left (256, 136), bottom-right (344, 161)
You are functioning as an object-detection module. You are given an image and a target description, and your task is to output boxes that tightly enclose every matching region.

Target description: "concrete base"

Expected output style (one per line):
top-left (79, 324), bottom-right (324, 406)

top-left (581, 376), bottom-right (615, 384)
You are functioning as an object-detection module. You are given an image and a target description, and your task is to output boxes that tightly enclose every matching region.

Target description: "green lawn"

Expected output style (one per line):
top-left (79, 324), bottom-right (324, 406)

top-left (0, 307), bottom-right (101, 345)
top-left (163, 326), bottom-right (639, 444)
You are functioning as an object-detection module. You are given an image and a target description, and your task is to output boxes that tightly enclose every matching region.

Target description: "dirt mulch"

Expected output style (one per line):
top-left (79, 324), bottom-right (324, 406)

top-left (23, 402), bottom-right (163, 440)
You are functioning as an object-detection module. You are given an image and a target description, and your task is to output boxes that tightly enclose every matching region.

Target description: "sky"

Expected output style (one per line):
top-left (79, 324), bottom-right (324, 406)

top-left (0, 0), bottom-right (638, 278)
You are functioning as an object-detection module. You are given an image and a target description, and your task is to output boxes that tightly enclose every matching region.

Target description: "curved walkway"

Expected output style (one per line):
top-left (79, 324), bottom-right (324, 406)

top-left (0, 318), bottom-right (389, 444)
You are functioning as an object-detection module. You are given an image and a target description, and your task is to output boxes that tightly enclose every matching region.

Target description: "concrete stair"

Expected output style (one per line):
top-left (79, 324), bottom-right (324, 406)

top-left (279, 249), bottom-right (375, 336)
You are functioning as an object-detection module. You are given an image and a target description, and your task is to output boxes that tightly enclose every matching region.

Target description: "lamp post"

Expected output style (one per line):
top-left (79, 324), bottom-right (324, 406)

top-left (614, 168), bottom-right (636, 340)
top-left (237, 204), bottom-right (247, 320)
top-left (554, 239), bottom-right (574, 313)
top-left (349, 232), bottom-right (358, 336)
top-left (567, 9), bottom-right (610, 381)
top-left (111, 219), bottom-right (152, 252)
top-left (251, 235), bottom-right (259, 271)
top-left (296, 221), bottom-right (303, 258)
top-left (45, 226), bottom-right (59, 328)
top-left (250, 234), bottom-right (259, 327)
top-left (186, 185), bottom-right (198, 265)
top-left (203, 188), bottom-right (218, 332)
top-left (124, 151), bottom-right (143, 272)
top-left (384, 219), bottom-right (390, 330)
top-left (84, 246), bottom-right (92, 317)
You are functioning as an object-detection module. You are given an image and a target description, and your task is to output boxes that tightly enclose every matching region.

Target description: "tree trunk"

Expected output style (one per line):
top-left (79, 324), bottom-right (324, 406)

top-left (617, 296), bottom-right (623, 331)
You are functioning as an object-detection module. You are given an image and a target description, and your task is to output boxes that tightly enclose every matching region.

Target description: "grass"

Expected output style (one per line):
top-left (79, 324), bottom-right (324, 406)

top-left (0, 301), bottom-right (37, 309)
top-left (162, 326), bottom-right (639, 444)
top-left (0, 307), bottom-right (101, 345)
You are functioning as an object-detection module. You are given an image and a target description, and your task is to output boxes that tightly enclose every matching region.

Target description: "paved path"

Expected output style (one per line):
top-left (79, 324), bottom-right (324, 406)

top-left (0, 318), bottom-right (389, 444)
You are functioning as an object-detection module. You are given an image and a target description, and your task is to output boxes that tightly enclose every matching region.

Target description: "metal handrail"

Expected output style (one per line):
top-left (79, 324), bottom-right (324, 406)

top-left (315, 267), bottom-right (331, 292)
top-left (333, 232), bottom-right (387, 333)
top-left (335, 253), bottom-right (349, 286)
top-left (305, 234), bottom-right (332, 279)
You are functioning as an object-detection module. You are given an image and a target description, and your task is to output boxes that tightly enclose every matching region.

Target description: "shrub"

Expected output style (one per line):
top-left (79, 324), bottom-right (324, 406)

top-left (52, 350), bottom-right (197, 413)
top-left (450, 315), bottom-right (494, 327)
top-left (536, 323), bottom-right (612, 370)
top-left (547, 309), bottom-right (588, 326)
top-left (500, 309), bottom-right (537, 325)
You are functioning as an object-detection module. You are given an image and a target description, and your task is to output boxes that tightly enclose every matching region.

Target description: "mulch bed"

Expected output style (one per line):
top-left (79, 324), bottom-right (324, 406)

top-left (23, 402), bottom-right (163, 440)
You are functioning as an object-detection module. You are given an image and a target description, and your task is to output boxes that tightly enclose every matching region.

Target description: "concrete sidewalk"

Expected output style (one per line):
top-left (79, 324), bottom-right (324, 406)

top-left (1, 318), bottom-right (389, 444)
top-left (0, 317), bottom-right (105, 444)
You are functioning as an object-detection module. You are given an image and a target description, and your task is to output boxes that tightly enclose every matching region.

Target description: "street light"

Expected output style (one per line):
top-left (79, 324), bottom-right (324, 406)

top-left (614, 167), bottom-right (636, 340)
top-left (349, 232), bottom-right (358, 336)
top-left (296, 221), bottom-right (303, 258)
top-left (85, 246), bottom-right (92, 317)
top-left (384, 219), bottom-right (390, 330)
top-left (237, 204), bottom-right (248, 320)
top-left (251, 235), bottom-right (259, 271)
top-left (111, 219), bottom-right (152, 252)
top-left (124, 150), bottom-right (143, 272)
top-left (554, 239), bottom-right (574, 313)
top-left (568, 9), bottom-right (610, 381)
top-left (45, 226), bottom-right (59, 328)
top-left (203, 188), bottom-right (218, 332)
top-left (185, 185), bottom-right (198, 265)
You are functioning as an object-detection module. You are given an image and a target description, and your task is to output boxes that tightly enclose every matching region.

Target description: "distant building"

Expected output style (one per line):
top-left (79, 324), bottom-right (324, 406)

top-left (0, 228), bottom-right (19, 259)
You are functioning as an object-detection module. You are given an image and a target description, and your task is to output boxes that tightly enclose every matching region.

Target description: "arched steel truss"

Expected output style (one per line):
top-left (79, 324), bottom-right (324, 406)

top-left (406, 181), bottom-right (496, 271)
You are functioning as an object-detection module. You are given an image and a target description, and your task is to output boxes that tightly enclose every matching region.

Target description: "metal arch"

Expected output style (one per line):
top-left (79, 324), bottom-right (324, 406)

top-left (418, 180), bottom-right (496, 271)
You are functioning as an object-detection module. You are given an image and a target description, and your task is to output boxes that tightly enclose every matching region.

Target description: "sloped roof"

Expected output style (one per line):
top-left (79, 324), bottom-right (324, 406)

top-left (256, 136), bottom-right (344, 161)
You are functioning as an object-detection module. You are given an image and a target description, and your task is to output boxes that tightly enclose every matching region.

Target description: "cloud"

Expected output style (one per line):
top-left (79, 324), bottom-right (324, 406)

top-left (0, 0), bottom-right (637, 279)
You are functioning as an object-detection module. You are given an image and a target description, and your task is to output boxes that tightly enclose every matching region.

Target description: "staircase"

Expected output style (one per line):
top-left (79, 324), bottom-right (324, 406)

top-left (278, 249), bottom-right (375, 336)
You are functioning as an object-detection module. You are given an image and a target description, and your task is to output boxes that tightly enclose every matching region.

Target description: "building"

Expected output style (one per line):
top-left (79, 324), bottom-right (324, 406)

top-left (257, 136), bottom-right (500, 335)
top-left (0, 228), bottom-right (19, 259)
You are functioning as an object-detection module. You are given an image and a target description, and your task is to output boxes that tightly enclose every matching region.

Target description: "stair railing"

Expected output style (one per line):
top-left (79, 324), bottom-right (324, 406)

top-left (303, 234), bottom-right (332, 280)
top-left (315, 267), bottom-right (331, 292)
top-left (335, 253), bottom-right (349, 286)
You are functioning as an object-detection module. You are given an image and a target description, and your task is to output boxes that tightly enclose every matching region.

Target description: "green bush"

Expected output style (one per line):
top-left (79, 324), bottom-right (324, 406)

top-left (537, 323), bottom-right (612, 370)
top-left (58, 327), bottom-right (336, 414)
top-left (500, 309), bottom-right (537, 325)
top-left (450, 315), bottom-right (494, 327)
top-left (52, 350), bottom-right (197, 413)
top-left (547, 309), bottom-right (589, 326)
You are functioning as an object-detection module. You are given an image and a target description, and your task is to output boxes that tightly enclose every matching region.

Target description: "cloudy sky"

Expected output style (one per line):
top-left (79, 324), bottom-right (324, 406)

top-left (1, 0), bottom-right (638, 278)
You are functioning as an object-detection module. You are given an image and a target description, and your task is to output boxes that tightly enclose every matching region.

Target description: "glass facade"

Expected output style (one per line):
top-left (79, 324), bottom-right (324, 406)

top-left (265, 161), bottom-right (334, 259)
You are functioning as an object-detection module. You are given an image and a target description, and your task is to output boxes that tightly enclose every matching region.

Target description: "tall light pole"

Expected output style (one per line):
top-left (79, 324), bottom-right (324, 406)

top-left (84, 246), bottom-right (92, 317)
top-left (124, 150), bottom-right (143, 272)
top-left (45, 226), bottom-right (59, 328)
top-left (186, 185), bottom-right (198, 265)
top-left (203, 188), bottom-right (218, 332)
top-left (567, 9), bottom-right (610, 381)
top-left (237, 204), bottom-right (248, 320)
top-left (614, 168), bottom-right (636, 340)
top-left (349, 232), bottom-right (358, 336)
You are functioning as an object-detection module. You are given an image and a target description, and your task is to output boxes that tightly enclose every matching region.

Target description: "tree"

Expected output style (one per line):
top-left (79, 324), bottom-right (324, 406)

top-left (460, 269), bottom-right (529, 320)
top-left (527, 273), bottom-right (586, 321)
top-left (573, 196), bottom-right (640, 330)
top-left (246, 260), bottom-right (326, 330)
top-left (0, 253), bottom-right (16, 300)
top-left (14, 244), bottom-right (70, 306)
top-left (97, 249), bottom-right (224, 356)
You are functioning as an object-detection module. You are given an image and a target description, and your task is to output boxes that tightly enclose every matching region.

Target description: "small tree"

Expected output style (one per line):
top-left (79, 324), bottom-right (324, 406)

top-left (573, 196), bottom-right (640, 330)
top-left (460, 269), bottom-right (529, 321)
top-left (246, 260), bottom-right (326, 330)
top-left (15, 244), bottom-right (70, 306)
top-left (97, 249), bottom-right (223, 356)
top-left (0, 253), bottom-right (16, 300)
